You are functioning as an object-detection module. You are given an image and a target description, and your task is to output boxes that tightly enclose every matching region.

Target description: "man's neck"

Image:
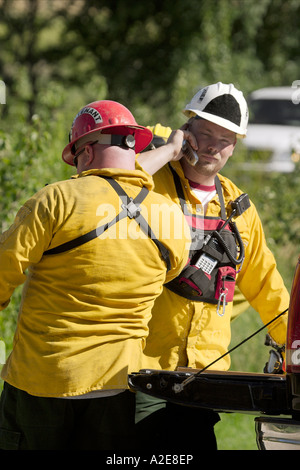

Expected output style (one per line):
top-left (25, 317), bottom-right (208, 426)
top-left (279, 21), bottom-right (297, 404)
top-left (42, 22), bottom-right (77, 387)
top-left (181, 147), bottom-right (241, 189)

top-left (180, 159), bottom-right (216, 186)
top-left (77, 151), bottom-right (136, 174)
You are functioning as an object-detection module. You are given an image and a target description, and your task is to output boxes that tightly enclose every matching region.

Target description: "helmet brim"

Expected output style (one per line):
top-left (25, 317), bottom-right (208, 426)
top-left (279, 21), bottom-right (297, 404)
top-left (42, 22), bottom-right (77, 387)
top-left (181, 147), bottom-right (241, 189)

top-left (183, 109), bottom-right (247, 138)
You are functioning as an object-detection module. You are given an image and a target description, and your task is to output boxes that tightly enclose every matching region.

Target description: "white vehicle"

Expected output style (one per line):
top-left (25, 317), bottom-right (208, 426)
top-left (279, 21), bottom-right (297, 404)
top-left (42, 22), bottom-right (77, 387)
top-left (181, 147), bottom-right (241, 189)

top-left (242, 86), bottom-right (300, 173)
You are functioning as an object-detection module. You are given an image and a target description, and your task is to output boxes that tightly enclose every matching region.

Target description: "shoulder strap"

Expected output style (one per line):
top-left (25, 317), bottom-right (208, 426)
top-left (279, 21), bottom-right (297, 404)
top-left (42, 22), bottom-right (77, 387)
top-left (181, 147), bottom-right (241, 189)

top-left (214, 176), bottom-right (226, 220)
top-left (44, 209), bottom-right (128, 255)
top-left (168, 164), bottom-right (186, 214)
top-left (104, 177), bottom-right (171, 271)
top-left (133, 212), bottom-right (171, 271)
top-left (44, 177), bottom-right (171, 271)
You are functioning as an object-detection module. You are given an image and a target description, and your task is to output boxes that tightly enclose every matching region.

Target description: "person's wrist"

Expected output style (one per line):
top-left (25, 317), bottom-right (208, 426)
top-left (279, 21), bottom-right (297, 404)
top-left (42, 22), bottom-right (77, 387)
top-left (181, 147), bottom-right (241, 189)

top-left (165, 141), bottom-right (180, 161)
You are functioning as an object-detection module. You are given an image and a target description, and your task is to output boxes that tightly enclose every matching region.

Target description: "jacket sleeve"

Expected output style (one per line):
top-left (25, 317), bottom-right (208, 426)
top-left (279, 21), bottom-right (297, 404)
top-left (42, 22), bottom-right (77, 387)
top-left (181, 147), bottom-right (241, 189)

top-left (237, 202), bottom-right (289, 346)
top-left (0, 190), bottom-right (56, 310)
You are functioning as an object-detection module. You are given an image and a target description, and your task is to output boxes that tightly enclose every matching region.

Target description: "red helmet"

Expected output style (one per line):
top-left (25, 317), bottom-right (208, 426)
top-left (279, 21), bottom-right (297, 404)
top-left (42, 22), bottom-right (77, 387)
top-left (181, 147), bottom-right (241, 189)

top-left (62, 100), bottom-right (153, 165)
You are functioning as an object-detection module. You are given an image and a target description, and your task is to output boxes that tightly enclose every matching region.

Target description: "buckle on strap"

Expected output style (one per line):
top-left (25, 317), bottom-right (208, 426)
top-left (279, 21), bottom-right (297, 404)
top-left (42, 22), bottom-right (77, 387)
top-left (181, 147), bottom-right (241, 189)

top-left (121, 198), bottom-right (141, 219)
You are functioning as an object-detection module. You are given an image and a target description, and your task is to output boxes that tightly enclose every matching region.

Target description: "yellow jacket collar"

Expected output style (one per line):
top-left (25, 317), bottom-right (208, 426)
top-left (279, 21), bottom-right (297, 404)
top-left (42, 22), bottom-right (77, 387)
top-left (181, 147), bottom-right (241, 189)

top-left (72, 162), bottom-right (154, 191)
top-left (170, 160), bottom-right (233, 207)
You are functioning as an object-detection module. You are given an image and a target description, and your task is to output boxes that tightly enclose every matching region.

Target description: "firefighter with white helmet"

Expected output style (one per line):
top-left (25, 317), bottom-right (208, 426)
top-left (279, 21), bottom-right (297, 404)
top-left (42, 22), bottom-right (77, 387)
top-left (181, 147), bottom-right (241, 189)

top-left (137, 83), bottom-right (289, 450)
top-left (183, 82), bottom-right (248, 136)
top-left (0, 100), bottom-right (190, 450)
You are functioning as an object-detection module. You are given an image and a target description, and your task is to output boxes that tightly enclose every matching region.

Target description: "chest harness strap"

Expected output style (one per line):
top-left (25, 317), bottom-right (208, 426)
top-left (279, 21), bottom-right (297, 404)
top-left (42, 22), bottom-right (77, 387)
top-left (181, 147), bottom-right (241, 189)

top-left (165, 165), bottom-right (249, 313)
top-left (44, 177), bottom-right (171, 271)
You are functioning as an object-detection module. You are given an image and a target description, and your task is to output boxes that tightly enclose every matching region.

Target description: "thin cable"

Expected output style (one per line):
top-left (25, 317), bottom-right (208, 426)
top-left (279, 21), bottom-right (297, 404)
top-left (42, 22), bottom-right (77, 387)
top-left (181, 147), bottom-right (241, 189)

top-left (174, 307), bottom-right (289, 392)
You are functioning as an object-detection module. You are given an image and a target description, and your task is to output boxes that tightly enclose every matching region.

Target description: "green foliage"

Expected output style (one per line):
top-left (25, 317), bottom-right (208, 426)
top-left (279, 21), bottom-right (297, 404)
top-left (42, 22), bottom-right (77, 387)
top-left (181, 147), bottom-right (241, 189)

top-left (222, 145), bottom-right (300, 286)
top-left (0, 111), bottom-right (70, 373)
top-left (1, 0), bottom-right (299, 126)
top-left (215, 412), bottom-right (259, 450)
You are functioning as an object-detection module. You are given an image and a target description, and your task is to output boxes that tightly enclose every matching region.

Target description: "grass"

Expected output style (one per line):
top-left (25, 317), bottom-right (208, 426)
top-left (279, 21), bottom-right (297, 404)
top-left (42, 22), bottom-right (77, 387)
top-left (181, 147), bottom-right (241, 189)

top-left (216, 413), bottom-right (259, 450)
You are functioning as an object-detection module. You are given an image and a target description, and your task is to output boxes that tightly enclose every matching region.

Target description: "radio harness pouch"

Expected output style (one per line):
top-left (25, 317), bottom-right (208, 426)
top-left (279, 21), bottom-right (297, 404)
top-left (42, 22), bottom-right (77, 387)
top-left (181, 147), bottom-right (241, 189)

top-left (179, 265), bottom-right (211, 296)
top-left (165, 165), bottom-right (251, 312)
top-left (177, 194), bottom-right (250, 311)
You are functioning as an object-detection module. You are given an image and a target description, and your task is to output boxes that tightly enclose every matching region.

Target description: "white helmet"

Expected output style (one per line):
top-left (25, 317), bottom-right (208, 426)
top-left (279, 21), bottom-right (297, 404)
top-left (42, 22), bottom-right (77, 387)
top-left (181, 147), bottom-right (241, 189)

top-left (183, 82), bottom-right (248, 137)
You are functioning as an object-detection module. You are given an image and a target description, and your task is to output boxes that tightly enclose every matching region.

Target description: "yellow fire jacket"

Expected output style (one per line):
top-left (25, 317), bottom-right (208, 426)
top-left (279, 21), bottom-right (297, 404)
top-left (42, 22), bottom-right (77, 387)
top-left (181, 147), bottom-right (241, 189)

top-left (0, 166), bottom-right (190, 397)
top-left (141, 160), bottom-right (289, 371)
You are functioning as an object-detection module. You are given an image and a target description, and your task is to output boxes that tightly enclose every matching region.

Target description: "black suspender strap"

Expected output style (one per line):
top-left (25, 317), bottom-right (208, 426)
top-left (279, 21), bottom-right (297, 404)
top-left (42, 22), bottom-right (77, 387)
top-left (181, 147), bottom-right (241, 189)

top-left (214, 175), bottom-right (226, 220)
top-left (168, 164), bottom-right (187, 214)
top-left (103, 178), bottom-right (171, 271)
top-left (103, 176), bottom-right (149, 219)
top-left (134, 213), bottom-right (171, 272)
top-left (44, 177), bottom-right (171, 271)
top-left (44, 207), bottom-right (128, 255)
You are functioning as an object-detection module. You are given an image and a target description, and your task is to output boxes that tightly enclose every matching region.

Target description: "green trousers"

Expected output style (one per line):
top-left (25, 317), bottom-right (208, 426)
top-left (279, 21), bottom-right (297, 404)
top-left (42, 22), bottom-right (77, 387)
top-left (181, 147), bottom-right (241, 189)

top-left (0, 382), bottom-right (136, 450)
top-left (135, 391), bottom-right (220, 451)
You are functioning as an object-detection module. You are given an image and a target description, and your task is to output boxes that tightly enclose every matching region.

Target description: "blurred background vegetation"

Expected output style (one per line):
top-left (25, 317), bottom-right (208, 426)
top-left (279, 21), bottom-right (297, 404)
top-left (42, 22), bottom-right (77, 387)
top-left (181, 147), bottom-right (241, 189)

top-left (0, 0), bottom-right (300, 450)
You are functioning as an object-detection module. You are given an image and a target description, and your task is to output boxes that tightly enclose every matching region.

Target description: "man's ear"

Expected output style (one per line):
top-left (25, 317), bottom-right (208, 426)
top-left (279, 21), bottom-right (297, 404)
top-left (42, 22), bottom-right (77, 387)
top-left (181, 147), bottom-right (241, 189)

top-left (85, 143), bottom-right (96, 165)
top-left (229, 138), bottom-right (237, 158)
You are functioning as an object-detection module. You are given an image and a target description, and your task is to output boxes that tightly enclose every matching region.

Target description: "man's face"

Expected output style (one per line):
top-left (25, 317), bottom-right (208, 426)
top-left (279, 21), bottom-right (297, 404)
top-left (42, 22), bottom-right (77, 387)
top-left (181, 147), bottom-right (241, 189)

top-left (187, 117), bottom-right (237, 178)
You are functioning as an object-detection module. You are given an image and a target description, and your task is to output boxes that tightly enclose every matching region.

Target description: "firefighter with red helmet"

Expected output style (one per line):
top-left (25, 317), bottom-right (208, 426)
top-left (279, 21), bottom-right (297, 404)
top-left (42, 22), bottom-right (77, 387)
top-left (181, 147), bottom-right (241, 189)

top-left (0, 100), bottom-right (190, 450)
